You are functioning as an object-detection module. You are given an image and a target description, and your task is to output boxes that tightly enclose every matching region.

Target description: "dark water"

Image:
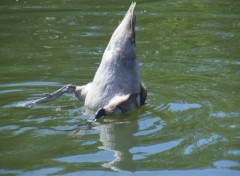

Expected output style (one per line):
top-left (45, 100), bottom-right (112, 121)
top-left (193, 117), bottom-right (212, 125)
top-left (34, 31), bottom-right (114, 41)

top-left (0, 0), bottom-right (240, 175)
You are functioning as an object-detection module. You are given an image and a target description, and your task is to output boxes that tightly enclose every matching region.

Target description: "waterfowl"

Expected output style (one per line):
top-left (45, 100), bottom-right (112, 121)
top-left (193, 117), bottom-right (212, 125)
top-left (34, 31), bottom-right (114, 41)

top-left (33, 2), bottom-right (147, 120)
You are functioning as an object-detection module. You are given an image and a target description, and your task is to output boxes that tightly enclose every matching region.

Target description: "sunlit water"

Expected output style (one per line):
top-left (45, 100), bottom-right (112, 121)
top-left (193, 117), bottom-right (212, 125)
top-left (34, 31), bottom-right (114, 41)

top-left (0, 0), bottom-right (240, 175)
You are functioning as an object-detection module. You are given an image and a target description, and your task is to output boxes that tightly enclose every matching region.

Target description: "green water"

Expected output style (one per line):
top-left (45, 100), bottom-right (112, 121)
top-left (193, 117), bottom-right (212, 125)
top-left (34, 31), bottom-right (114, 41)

top-left (0, 0), bottom-right (240, 175)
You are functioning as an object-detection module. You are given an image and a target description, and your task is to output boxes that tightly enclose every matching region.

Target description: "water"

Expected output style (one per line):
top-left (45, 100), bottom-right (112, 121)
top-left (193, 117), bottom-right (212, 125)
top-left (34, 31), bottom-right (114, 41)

top-left (0, 0), bottom-right (240, 175)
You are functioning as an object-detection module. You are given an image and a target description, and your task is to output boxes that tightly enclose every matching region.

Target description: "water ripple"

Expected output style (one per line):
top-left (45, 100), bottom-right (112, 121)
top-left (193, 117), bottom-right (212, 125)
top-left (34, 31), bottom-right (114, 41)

top-left (183, 133), bottom-right (226, 155)
top-left (134, 117), bottom-right (163, 136)
top-left (214, 160), bottom-right (240, 169)
top-left (168, 103), bottom-right (201, 112)
top-left (55, 150), bottom-right (115, 163)
top-left (130, 138), bottom-right (183, 160)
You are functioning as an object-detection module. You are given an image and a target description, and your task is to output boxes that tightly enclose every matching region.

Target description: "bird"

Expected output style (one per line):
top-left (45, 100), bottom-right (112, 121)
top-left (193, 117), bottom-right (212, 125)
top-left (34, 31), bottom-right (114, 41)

top-left (33, 2), bottom-right (147, 121)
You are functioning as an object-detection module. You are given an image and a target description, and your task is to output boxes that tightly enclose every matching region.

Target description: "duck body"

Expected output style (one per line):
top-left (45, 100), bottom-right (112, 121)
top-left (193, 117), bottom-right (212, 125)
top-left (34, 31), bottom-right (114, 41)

top-left (83, 3), bottom-right (146, 116)
top-left (33, 3), bottom-right (147, 119)
top-left (85, 33), bottom-right (141, 111)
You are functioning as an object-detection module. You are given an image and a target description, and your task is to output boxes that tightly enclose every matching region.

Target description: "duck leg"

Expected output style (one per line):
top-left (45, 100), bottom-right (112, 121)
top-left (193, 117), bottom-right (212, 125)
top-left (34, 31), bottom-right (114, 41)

top-left (33, 84), bottom-right (77, 103)
top-left (33, 82), bottom-right (93, 104)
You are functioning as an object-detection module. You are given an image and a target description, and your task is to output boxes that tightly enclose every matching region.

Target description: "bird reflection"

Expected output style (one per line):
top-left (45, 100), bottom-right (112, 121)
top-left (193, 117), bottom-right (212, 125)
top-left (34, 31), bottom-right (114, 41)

top-left (95, 117), bottom-right (138, 172)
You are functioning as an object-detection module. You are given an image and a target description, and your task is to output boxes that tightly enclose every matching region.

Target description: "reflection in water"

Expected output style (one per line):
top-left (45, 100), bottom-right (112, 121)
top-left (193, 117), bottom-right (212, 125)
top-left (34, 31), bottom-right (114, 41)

top-left (96, 119), bottom-right (138, 172)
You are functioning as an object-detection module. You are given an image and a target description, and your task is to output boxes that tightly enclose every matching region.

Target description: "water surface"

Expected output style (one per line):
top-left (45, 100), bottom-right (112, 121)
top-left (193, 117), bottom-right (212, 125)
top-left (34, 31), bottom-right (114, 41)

top-left (0, 0), bottom-right (240, 175)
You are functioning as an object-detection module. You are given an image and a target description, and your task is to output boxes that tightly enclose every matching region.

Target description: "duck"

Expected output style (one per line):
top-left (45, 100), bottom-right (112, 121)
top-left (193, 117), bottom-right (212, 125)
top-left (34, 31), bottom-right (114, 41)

top-left (33, 2), bottom-right (147, 120)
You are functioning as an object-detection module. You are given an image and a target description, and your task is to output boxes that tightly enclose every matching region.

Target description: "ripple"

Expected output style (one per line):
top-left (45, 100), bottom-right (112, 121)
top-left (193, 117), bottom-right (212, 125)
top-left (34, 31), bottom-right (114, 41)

top-left (1, 169), bottom-right (239, 176)
top-left (13, 127), bottom-right (36, 136)
top-left (134, 117), bottom-right (163, 136)
top-left (4, 100), bottom-right (51, 109)
top-left (0, 167), bottom-right (63, 176)
top-left (168, 103), bottom-right (201, 112)
top-left (55, 150), bottom-right (115, 163)
top-left (227, 150), bottom-right (240, 156)
top-left (82, 32), bottom-right (104, 37)
top-left (130, 138), bottom-right (183, 160)
top-left (0, 89), bottom-right (21, 94)
top-left (8, 100), bottom-right (36, 108)
top-left (45, 16), bottom-right (56, 21)
top-left (48, 35), bottom-right (59, 40)
top-left (21, 116), bottom-right (51, 124)
top-left (88, 25), bottom-right (103, 30)
top-left (183, 133), bottom-right (226, 155)
top-left (0, 125), bottom-right (19, 132)
top-left (56, 169), bottom-right (240, 176)
top-left (32, 128), bottom-right (59, 137)
top-left (0, 81), bottom-right (59, 88)
top-left (214, 160), bottom-right (240, 169)
top-left (210, 111), bottom-right (239, 118)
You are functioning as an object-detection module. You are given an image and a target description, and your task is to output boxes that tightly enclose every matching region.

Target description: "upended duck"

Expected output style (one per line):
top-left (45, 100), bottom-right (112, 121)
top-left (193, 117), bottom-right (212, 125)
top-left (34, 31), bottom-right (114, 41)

top-left (33, 2), bottom-right (147, 120)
